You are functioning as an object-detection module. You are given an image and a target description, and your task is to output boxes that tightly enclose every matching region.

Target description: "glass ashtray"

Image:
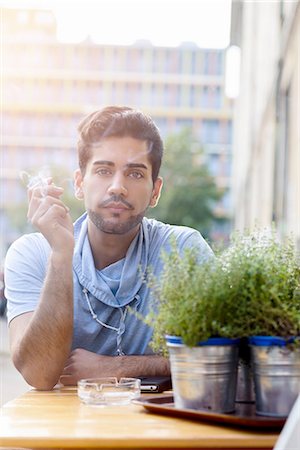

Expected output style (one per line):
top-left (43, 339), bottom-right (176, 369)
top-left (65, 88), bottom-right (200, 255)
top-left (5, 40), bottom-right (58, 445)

top-left (77, 377), bottom-right (141, 406)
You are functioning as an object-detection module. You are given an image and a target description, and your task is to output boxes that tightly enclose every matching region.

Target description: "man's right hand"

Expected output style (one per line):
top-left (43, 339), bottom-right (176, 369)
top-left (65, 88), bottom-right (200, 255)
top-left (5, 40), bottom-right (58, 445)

top-left (27, 178), bottom-right (74, 254)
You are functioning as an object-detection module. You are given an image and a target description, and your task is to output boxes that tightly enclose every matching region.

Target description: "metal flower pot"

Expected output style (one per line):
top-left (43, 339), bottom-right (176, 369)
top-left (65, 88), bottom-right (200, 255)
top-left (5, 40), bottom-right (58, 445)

top-left (250, 336), bottom-right (300, 417)
top-left (166, 336), bottom-right (239, 413)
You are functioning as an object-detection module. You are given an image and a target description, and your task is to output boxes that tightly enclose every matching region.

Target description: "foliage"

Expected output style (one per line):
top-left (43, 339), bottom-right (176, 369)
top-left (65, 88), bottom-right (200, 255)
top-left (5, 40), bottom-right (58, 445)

top-left (221, 228), bottom-right (300, 338)
top-left (147, 128), bottom-right (225, 239)
top-left (146, 228), bottom-right (300, 353)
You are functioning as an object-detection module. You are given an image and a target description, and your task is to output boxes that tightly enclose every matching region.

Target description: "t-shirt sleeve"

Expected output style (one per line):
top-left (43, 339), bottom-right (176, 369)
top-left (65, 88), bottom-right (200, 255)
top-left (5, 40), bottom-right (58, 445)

top-left (4, 233), bottom-right (50, 323)
top-left (158, 223), bottom-right (214, 263)
top-left (177, 229), bottom-right (214, 263)
top-left (147, 219), bottom-right (214, 267)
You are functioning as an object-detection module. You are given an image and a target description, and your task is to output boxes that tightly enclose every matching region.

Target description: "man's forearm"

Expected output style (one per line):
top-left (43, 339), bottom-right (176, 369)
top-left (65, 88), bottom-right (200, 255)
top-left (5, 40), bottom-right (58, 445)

top-left (117, 354), bottom-right (170, 377)
top-left (60, 349), bottom-right (170, 385)
top-left (11, 252), bottom-right (73, 390)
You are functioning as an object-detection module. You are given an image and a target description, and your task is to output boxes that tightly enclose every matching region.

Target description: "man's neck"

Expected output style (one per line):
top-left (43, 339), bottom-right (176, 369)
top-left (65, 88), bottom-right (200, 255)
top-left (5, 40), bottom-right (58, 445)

top-left (87, 222), bottom-right (140, 270)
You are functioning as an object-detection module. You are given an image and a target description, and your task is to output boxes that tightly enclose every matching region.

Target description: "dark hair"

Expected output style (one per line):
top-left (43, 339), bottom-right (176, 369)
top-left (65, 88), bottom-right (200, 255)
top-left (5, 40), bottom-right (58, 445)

top-left (77, 106), bottom-right (164, 182)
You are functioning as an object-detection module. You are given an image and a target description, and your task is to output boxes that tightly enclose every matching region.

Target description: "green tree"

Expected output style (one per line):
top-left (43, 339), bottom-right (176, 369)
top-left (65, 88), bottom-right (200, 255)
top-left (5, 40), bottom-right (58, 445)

top-left (148, 128), bottom-right (224, 239)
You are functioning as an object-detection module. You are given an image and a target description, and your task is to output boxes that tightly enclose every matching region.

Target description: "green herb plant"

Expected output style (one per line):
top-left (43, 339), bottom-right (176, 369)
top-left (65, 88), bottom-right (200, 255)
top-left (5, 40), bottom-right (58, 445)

top-left (146, 228), bottom-right (300, 354)
top-left (223, 228), bottom-right (300, 338)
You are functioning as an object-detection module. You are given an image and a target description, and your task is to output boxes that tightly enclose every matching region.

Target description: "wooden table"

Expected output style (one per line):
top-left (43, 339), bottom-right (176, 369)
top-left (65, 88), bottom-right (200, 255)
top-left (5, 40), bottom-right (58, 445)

top-left (0, 387), bottom-right (280, 449)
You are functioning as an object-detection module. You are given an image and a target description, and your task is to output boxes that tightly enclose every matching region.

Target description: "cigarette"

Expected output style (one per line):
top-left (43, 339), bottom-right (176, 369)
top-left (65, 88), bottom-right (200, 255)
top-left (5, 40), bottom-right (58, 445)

top-left (20, 171), bottom-right (50, 198)
top-left (29, 176), bottom-right (50, 198)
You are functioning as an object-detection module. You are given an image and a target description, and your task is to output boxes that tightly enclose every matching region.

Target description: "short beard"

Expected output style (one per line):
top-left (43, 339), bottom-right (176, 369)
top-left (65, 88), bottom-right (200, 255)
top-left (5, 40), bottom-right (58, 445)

top-left (87, 209), bottom-right (146, 235)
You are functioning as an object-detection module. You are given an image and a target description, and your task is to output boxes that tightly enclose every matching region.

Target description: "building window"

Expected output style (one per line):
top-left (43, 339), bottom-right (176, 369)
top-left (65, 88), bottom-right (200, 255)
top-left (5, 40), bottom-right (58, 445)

top-left (203, 51), bottom-right (223, 75)
top-left (191, 50), bottom-right (197, 74)
top-left (153, 118), bottom-right (167, 136)
top-left (206, 153), bottom-right (219, 176)
top-left (200, 85), bottom-right (222, 108)
top-left (221, 121), bottom-right (232, 144)
top-left (165, 49), bottom-right (179, 73)
top-left (202, 119), bottom-right (220, 143)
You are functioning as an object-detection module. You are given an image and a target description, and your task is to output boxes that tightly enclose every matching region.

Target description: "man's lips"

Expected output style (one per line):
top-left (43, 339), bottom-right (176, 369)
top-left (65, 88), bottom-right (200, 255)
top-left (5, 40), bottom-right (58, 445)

top-left (100, 196), bottom-right (133, 209)
top-left (104, 202), bottom-right (130, 210)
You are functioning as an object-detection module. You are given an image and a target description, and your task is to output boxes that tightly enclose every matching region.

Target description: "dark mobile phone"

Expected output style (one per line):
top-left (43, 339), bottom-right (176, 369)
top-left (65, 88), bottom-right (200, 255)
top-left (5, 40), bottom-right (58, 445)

top-left (139, 376), bottom-right (172, 393)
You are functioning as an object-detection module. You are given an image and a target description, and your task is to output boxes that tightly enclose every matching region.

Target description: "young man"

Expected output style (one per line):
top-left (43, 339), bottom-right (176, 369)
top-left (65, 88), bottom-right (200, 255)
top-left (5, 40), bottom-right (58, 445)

top-left (5, 106), bottom-right (213, 390)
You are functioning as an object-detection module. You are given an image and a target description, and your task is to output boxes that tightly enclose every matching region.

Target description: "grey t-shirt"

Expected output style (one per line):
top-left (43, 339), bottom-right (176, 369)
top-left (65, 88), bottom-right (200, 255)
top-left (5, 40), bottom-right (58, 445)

top-left (5, 214), bottom-right (213, 356)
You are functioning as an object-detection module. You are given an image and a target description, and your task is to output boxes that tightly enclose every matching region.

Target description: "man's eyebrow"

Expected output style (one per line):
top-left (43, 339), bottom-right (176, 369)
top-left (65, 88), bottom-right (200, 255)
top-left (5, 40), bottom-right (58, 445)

top-left (92, 161), bottom-right (148, 170)
top-left (92, 160), bottom-right (114, 166)
top-left (126, 163), bottom-right (148, 170)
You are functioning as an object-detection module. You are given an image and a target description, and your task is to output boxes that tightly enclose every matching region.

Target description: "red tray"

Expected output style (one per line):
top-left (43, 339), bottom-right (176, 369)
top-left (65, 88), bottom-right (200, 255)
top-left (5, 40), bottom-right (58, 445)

top-left (133, 395), bottom-right (286, 429)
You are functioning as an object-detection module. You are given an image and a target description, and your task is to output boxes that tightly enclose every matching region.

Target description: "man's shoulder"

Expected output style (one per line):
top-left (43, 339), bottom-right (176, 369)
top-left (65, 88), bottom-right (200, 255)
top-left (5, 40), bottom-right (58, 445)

top-left (143, 217), bottom-right (213, 263)
top-left (143, 217), bottom-right (212, 257)
top-left (143, 217), bottom-right (200, 240)
top-left (6, 232), bottom-right (50, 261)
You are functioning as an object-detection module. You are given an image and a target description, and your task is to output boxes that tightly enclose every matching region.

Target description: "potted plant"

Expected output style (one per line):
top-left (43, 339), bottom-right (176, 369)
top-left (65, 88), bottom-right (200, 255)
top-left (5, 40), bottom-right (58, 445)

top-left (146, 242), bottom-right (244, 414)
top-left (146, 228), bottom-right (300, 416)
top-left (221, 228), bottom-right (300, 417)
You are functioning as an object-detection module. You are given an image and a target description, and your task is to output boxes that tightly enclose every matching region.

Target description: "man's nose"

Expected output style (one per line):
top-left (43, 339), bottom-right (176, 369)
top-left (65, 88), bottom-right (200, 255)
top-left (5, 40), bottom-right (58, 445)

top-left (107, 174), bottom-right (128, 196)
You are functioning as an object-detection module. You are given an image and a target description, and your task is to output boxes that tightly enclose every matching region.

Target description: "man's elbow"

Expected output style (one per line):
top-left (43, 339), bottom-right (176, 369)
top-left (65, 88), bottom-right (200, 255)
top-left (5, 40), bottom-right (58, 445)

top-left (12, 353), bottom-right (59, 391)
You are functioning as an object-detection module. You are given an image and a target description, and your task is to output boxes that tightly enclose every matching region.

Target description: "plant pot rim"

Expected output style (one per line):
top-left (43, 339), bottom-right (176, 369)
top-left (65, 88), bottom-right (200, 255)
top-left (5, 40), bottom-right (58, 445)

top-left (249, 336), bottom-right (299, 346)
top-left (165, 335), bottom-right (240, 346)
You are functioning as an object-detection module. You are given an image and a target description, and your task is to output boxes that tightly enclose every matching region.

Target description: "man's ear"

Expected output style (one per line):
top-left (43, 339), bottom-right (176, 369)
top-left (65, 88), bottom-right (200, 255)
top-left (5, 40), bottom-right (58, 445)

top-left (150, 177), bottom-right (163, 208)
top-left (74, 169), bottom-right (84, 200)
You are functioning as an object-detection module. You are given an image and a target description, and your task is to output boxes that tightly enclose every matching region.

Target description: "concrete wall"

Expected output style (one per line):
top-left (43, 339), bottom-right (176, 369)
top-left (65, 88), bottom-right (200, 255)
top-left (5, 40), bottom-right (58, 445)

top-left (231, 0), bottom-right (300, 246)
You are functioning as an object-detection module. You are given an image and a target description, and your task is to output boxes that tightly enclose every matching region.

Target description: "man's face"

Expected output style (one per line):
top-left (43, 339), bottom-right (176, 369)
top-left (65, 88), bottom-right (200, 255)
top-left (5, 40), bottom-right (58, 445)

top-left (74, 136), bottom-right (162, 235)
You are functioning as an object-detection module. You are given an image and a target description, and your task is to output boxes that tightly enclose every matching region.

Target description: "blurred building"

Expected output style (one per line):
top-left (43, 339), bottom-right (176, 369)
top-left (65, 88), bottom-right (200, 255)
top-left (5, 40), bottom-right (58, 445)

top-left (230, 0), bottom-right (300, 247)
top-left (2, 7), bottom-right (233, 252)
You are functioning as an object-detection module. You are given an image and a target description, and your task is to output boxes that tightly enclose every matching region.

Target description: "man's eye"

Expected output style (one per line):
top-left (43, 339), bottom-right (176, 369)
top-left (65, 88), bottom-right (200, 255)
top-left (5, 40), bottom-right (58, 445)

top-left (96, 168), bottom-right (111, 176)
top-left (129, 171), bottom-right (143, 179)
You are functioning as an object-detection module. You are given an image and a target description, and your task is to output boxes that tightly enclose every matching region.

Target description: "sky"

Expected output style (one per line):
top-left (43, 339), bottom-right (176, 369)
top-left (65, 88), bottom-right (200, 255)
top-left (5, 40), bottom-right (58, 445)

top-left (1, 0), bottom-right (232, 48)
